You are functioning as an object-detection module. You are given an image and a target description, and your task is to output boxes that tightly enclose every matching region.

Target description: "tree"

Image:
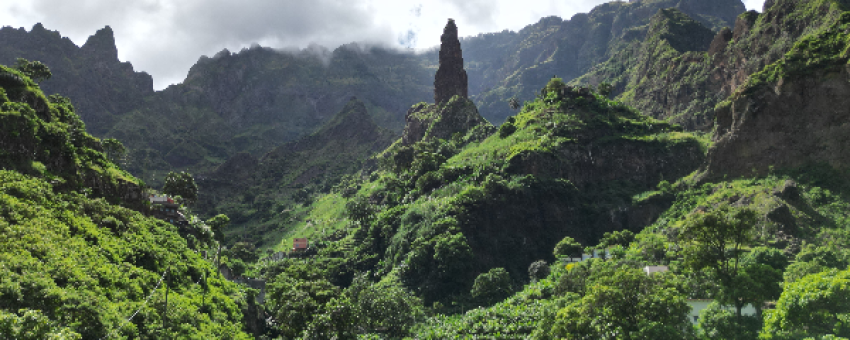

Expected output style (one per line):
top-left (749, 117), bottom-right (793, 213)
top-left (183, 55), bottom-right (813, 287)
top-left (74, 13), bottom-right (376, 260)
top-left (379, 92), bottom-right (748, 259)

top-left (356, 274), bottom-right (425, 337)
top-left (598, 230), bottom-right (636, 248)
top-left (267, 274), bottom-right (340, 339)
top-left (101, 138), bottom-right (126, 166)
top-left (471, 267), bottom-right (512, 304)
top-left (761, 268), bottom-right (850, 339)
top-left (528, 260), bottom-right (551, 282)
top-left (0, 309), bottom-right (81, 340)
top-left (697, 302), bottom-right (760, 340)
top-left (551, 265), bottom-right (694, 340)
top-left (206, 214), bottom-right (230, 244)
top-left (508, 97), bottom-right (520, 110)
top-left (14, 58), bottom-right (51, 83)
top-left (597, 82), bottom-right (614, 97)
top-left (680, 205), bottom-right (759, 317)
top-left (206, 214), bottom-right (230, 269)
top-left (230, 242), bottom-right (258, 263)
top-left (554, 236), bottom-right (583, 259)
top-left (162, 171), bottom-right (198, 204)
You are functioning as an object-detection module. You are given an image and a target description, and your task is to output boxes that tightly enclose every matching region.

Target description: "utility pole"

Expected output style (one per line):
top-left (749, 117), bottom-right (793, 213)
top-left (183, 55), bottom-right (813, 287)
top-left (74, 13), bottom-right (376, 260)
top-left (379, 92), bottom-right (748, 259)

top-left (163, 267), bottom-right (169, 338)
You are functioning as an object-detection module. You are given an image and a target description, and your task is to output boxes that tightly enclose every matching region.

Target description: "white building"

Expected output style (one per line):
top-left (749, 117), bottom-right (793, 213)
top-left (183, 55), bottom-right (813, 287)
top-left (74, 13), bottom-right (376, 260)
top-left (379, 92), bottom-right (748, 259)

top-left (686, 300), bottom-right (757, 324)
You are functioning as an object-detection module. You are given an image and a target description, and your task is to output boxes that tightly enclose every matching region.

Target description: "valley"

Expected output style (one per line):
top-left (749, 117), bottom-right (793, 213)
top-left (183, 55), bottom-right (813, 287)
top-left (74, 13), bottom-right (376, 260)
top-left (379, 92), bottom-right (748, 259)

top-left (1, 0), bottom-right (850, 339)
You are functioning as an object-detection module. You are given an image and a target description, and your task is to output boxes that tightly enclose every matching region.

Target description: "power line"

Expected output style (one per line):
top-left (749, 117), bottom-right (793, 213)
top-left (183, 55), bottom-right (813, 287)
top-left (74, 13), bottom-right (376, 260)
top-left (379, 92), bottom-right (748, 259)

top-left (99, 249), bottom-right (218, 339)
top-left (99, 270), bottom-right (167, 340)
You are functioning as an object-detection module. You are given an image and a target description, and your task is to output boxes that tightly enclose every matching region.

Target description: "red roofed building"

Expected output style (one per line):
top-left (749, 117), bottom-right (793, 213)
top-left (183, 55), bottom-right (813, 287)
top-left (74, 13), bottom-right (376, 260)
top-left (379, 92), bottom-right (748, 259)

top-left (293, 238), bottom-right (309, 252)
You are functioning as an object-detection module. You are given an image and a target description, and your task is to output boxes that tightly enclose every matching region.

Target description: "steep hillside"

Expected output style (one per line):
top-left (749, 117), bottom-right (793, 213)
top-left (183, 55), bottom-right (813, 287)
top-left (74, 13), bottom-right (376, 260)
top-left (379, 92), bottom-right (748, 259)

top-left (702, 6), bottom-right (850, 182)
top-left (576, 0), bottom-right (850, 129)
top-left (463, 0), bottom-right (745, 125)
top-left (196, 97), bottom-right (397, 248)
top-left (0, 64), bottom-right (252, 338)
top-left (0, 24), bottom-right (154, 135)
top-left (276, 77), bottom-right (704, 306)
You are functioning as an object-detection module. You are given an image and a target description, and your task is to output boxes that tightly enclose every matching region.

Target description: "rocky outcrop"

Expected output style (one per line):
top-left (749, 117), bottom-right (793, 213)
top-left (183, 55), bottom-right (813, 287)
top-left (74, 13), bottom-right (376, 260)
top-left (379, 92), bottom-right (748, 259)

top-left (575, 0), bottom-right (848, 130)
top-left (708, 27), bottom-right (733, 56)
top-left (401, 20), bottom-right (489, 146)
top-left (698, 8), bottom-right (850, 181)
top-left (702, 67), bottom-right (850, 180)
top-left (401, 97), bottom-right (490, 145)
top-left (0, 24), bottom-right (154, 135)
top-left (434, 19), bottom-right (468, 105)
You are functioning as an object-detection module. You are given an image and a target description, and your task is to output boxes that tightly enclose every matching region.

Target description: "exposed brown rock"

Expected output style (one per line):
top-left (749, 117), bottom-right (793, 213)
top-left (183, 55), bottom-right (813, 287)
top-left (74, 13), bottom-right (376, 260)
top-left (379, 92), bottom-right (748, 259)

top-left (702, 67), bottom-right (850, 181)
top-left (434, 19), bottom-right (468, 105)
top-left (732, 10), bottom-right (758, 40)
top-left (401, 97), bottom-right (490, 145)
top-left (708, 27), bottom-right (733, 56)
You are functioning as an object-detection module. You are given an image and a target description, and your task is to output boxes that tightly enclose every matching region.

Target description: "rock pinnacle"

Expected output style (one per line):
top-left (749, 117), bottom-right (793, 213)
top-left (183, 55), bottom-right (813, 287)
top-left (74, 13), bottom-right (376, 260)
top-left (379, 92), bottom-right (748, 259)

top-left (434, 19), bottom-right (468, 105)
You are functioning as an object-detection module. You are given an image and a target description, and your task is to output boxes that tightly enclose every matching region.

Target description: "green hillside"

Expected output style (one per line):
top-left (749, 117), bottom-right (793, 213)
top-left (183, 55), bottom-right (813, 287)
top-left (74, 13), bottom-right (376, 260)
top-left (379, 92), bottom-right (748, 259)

top-left (0, 64), bottom-right (253, 338)
top-left (575, 0), bottom-right (850, 129)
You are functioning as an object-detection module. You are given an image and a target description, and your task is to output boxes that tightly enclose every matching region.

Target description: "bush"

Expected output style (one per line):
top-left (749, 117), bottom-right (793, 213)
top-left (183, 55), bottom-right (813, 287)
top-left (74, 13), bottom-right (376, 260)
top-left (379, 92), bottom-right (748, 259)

top-left (528, 260), bottom-right (550, 282)
top-left (697, 302), bottom-right (760, 340)
top-left (471, 267), bottom-right (512, 304)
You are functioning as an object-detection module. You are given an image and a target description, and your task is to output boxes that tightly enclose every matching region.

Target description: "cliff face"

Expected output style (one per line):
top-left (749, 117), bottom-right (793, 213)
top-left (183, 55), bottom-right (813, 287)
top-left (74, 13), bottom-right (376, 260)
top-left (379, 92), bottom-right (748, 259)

top-left (701, 12), bottom-right (850, 181)
top-left (462, 0), bottom-right (745, 125)
top-left (0, 24), bottom-right (154, 135)
top-left (578, 0), bottom-right (850, 130)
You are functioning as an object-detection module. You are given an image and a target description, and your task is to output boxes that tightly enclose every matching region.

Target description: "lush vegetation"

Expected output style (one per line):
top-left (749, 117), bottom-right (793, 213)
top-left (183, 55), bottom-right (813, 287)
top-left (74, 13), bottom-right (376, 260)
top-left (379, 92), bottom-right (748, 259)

top-left (5, 1), bottom-right (850, 339)
top-left (0, 62), bottom-right (252, 338)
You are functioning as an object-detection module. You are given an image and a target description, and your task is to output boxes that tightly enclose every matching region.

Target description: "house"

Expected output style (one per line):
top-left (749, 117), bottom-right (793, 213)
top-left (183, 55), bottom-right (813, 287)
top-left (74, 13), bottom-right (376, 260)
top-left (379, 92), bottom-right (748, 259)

top-left (643, 265), bottom-right (669, 275)
top-left (686, 299), bottom-right (757, 324)
top-left (149, 194), bottom-right (188, 226)
top-left (292, 238), bottom-right (309, 252)
top-left (563, 249), bottom-right (612, 262)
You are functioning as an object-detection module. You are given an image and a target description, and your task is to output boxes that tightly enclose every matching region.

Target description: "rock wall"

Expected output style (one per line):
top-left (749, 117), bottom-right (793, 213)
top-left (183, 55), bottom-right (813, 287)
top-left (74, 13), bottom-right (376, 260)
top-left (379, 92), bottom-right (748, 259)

top-left (703, 67), bottom-right (850, 180)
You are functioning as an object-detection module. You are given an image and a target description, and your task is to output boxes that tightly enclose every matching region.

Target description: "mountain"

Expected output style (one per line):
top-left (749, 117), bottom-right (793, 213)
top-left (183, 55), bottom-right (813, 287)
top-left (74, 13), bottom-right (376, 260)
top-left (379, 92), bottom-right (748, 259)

top-left (4, 0), bottom-right (850, 338)
top-left (463, 0), bottom-right (746, 125)
top-left (575, 0), bottom-right (850, 129)
top-left (110, 44), bottom-right (434, 186)
top-left (195, 97), bottom-right (397, 247)
top-left (702, 0), bottom-right (850, 182)
top-left (0, 1), bottom-right (745, 190)
top-left (0, 24), bottom-right (154, 135)
top-left (256, 22), bottom-right (705, 306)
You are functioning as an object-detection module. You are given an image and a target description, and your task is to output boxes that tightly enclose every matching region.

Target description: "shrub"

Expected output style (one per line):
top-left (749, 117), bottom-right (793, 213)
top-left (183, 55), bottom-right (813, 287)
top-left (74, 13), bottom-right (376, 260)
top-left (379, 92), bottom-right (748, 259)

top-left (528, 260), bottom-right (551, 282)
top-left (471, 267), bottom-right (512, 304)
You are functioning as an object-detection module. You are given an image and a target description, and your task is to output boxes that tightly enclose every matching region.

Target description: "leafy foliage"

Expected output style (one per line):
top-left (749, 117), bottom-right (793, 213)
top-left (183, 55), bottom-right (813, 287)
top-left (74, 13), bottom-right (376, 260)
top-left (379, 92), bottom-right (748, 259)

top-left (0, 62), bottom-right (251, 339)
top-left (13, 58), bottom-right (51, 83)
top-left (762, 268), bottom-right (850, 339)
top-left (162, 171), bottom-right (198, 204)
top-left (471, 268), bottom-right (513, 304)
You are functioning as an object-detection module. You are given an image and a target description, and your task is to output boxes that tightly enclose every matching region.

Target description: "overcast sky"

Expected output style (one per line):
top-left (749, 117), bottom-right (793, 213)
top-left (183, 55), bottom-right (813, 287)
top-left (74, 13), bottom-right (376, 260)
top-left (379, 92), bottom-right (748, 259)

top-left (0, 0), bottom-right (766, 90)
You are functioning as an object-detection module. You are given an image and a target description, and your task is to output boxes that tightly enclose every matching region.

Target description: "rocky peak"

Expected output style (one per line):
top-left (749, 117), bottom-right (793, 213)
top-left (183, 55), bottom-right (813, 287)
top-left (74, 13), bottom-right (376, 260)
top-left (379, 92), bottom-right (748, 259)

top-left (315, 97), bottom-right (378, 140)
top-left (81, 26), bottom-right (118, 61)
top-left (646, 8), bottom-right (715, 53)
top-left (708, 27), bottom-right (733, 56)
top-left (434, 19), bottom-right (468, 105)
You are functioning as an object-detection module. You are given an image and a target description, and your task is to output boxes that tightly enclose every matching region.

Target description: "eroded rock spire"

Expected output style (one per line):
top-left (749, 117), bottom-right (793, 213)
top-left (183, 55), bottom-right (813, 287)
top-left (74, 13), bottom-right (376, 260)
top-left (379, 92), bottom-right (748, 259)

top-left (434, 19), bottom-right (468, 105)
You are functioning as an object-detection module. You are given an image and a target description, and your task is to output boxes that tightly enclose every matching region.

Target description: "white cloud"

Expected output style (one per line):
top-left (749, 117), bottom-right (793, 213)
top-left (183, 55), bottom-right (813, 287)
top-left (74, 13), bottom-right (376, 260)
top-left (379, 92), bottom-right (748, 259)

top-left (0, 0), bottom-right (765, 90)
